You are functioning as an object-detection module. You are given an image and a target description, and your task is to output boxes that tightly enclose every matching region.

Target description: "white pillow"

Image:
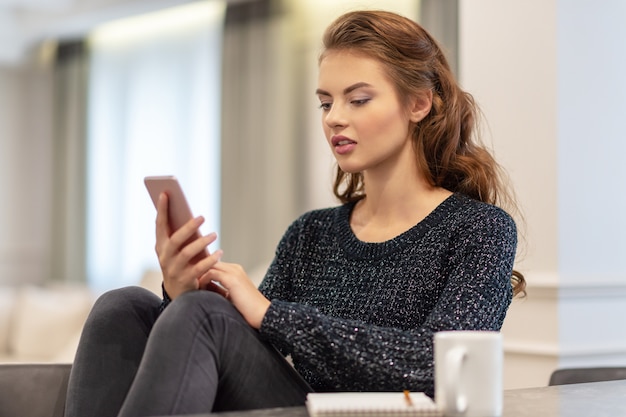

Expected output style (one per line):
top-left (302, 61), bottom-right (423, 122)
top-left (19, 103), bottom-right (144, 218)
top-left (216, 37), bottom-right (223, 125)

top-left (139, 268), bottom-right (163, 296)
top-left (9, 285), bottom-right (94, 360)
top-left (51, 326), bottom-right (84, 363)
top-left (0, 287), bottom-right (17, 354)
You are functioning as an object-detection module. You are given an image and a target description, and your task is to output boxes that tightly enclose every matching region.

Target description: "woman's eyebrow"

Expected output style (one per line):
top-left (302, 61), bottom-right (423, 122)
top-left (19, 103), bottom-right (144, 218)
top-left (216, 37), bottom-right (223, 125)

top-left (315, 88), bottom-right (331, 96)
top-left (315, 82), bottom-right (373, 97)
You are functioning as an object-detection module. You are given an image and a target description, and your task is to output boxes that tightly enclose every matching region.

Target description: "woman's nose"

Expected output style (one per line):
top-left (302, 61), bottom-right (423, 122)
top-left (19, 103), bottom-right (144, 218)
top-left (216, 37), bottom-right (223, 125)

top-left (324, 104), bottom-right (347, 128)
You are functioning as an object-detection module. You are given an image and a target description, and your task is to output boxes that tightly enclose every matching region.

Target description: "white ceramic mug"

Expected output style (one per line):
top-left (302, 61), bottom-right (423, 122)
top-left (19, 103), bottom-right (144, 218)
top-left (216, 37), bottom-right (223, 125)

top-left (434, 331), bottom-right (503, 417)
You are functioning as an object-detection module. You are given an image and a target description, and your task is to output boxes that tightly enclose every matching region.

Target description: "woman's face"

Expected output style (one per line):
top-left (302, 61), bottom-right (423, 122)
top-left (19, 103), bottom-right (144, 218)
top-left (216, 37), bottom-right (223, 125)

top-left (316, 51), bottom-right (419, 175)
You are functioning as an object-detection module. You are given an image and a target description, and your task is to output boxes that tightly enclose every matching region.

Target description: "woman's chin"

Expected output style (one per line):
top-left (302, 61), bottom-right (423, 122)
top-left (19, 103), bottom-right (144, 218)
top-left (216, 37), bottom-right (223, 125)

top-left (336, 162), bottom-right (363, 174)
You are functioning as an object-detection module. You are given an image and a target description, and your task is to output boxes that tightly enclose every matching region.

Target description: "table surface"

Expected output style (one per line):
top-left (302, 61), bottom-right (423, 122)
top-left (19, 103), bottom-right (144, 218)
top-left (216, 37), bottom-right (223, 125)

top-left (159, 379), bottom-right (626, 417)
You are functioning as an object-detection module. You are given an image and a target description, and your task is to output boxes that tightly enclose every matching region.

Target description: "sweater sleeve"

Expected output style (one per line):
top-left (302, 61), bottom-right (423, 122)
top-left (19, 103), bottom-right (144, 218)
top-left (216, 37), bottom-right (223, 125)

top-left (158, 282), bottom-right (172, 313)
top-left (259, 204), bottom-right (517, 396)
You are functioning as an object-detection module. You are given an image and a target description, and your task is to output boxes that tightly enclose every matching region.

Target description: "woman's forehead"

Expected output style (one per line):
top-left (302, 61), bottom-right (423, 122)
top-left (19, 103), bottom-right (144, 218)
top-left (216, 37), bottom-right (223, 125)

top-left (317, 51), bottom-right (389, 92)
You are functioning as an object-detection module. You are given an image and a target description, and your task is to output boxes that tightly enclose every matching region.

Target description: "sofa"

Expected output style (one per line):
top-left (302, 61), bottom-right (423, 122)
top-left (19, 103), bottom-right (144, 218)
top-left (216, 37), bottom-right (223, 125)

top-left (0, 273), bottom-right (162, 417)
top-left (0, 264), bottom-right (270, 417)
top-left (0, 270), bottom-right (167, 364)
top-left (0, 362), bottom-right (71, 417)
top-left (0, 284), bottom-right (95, 364)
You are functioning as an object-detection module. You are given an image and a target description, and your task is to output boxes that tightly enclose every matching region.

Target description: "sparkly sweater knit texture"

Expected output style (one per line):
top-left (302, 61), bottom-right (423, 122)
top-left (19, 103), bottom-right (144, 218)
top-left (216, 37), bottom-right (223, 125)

top-left (257, 193), bottom-right (517, 397)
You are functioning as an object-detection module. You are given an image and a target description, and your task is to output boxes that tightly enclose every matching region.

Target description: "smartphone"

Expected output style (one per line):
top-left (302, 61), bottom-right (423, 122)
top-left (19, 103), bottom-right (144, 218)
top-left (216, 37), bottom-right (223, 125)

top-left (144, 176), bottom-right (228, 297)
top-left (144, 175), bottom-right (207, 260)
top-left (143, 175), bottom-right (228, 298)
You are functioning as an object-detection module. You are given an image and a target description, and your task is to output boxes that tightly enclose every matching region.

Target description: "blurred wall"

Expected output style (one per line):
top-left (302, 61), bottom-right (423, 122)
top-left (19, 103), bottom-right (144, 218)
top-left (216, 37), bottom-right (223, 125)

top-left (460, 0), bottom-right (626, 389)
top-left (0, 63), bottom-right (55, 285)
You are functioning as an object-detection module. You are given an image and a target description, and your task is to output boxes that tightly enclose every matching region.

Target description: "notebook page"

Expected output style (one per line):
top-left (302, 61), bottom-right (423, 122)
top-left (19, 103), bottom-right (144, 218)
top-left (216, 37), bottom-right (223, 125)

top-left (306, 392), bottom-right (442, 416)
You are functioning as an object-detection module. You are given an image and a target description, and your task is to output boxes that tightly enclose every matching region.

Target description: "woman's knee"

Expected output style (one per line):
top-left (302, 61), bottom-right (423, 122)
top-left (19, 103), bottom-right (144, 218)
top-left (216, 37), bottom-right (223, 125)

top-left (157, 290), bottom-right (246, 333)
top-left (151, 291), bottom-right (258, 364)
top-left (166, 290), bottom-right (236, 316)
top-left (89, 286), bottom-right (161, 324)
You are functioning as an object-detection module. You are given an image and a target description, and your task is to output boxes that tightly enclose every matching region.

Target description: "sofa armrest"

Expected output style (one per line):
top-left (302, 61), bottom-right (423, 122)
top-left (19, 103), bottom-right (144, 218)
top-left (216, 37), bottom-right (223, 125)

top-left (0, 363), bottom-right (71, 417)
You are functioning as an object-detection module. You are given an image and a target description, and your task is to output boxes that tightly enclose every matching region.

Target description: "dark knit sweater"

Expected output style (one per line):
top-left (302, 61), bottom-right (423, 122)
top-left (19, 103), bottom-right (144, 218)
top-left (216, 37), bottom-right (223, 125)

top-left (258, 193), bottom-right (517, 396)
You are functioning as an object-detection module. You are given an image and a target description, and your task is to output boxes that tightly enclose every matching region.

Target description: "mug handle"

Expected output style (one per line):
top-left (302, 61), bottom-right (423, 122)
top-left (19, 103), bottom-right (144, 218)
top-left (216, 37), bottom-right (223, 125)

top-left (445, 346), bottom-right (468, 413)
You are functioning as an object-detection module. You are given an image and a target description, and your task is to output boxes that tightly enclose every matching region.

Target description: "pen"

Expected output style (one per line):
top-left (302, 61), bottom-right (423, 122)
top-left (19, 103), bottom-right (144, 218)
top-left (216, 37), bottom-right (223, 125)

top-left (403, 390), bottom-right (413, 406)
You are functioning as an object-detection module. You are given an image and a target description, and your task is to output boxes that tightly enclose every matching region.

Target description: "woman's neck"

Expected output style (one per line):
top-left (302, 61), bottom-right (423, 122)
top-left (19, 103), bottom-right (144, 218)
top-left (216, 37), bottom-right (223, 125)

top-left (350, 171), bottom-right (452, 243)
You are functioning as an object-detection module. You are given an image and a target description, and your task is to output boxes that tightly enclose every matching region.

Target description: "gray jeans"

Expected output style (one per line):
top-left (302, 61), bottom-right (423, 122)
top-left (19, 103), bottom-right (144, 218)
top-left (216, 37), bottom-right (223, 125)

top-left (64, 286), bottom-right (311, 417)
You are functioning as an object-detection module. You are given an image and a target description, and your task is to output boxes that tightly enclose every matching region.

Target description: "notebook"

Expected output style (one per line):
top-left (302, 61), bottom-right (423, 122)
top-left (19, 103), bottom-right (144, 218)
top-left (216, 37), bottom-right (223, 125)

top-left (306, 391), bottom-right (442, 417)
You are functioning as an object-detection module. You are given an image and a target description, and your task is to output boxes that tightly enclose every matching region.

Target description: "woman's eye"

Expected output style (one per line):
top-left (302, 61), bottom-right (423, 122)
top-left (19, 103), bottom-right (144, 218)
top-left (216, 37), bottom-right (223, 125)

top-left (319, 102), bottom-right (332, 111)
top-left (351, 98), bottom-right (370, 106)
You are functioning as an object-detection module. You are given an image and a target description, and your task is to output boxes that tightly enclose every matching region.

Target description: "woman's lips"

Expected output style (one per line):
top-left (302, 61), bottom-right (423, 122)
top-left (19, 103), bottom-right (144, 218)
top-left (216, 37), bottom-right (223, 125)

top-left (331, 136), bottom-right (356, 155)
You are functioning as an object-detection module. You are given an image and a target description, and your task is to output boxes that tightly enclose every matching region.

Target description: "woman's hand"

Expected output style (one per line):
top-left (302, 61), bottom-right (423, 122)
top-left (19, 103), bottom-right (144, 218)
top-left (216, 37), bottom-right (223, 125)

top-left (201, 262), bottom-right (271, 329)
top-left (155, 192), bottom-right (223, 300)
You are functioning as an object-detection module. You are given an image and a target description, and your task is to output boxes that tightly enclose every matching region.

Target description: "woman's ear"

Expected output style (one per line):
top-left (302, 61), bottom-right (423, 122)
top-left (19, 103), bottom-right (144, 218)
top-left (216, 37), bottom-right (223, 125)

top-left (409, 90), bottom-right (433, 123)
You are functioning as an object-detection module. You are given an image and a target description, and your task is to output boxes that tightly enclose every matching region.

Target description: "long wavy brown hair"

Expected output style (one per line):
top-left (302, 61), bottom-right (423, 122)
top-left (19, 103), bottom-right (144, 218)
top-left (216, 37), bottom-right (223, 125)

top-left (321, 10), bottom-right (525, 297)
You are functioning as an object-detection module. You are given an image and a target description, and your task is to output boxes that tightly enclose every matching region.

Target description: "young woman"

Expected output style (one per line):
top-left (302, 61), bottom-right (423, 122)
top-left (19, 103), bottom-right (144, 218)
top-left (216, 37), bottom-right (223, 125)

top-left (65, 9), bottom-right (525, 417)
